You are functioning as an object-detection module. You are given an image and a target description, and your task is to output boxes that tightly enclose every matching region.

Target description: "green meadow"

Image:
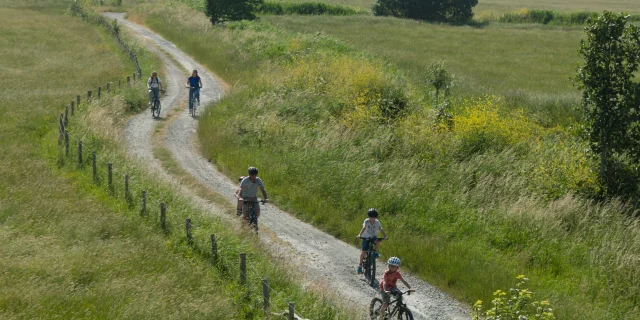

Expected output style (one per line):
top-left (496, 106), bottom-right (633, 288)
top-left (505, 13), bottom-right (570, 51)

top-left (0, 1), bottom-right (353, 318)
top-left (124, 0), bottom-right (640, 319)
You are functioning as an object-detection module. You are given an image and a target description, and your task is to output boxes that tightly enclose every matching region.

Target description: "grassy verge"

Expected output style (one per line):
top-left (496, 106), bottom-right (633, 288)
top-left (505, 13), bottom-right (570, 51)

top-left (131, 2), bottom-right (640, 320)
top-left (0, 2), bottom-right (353, 319)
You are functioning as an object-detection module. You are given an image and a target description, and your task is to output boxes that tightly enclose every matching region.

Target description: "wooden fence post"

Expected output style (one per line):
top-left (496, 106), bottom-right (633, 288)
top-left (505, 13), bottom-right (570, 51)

top-left (289, 303), bottom-right (295, 320)
top-left (64, 106), bottom-right (69, 126)
top-left (71, 100), bottom-right (75, 116)
top-left (78, 141), bottom-right (83, 167)
top-left (58, 114), bottom-right (64, 145)
top-left (239, 253), bottom-right (247, 285)
top-left (98, 86), bottom-right (101, 99)
top-left (106, 83), bottom-right (111, 93)
top-left (107, 163), bottom-right (113, 187)
top-left (160, 202), bottom-right (166, 230)
top-left (141, 190), bottom-right (147, 214)
top-left (92, 151), bottom-right (97, 181)
top-left (133, 73), bottom-right (136, 84)
top-left (127, 76), bottom-right (130, 86)
top-left (125, 174), bottom-right (129, 196)
top-left (64, 130), bottom-right (69, 156)
top-left (77, 95), bottom-right (80, 107)
top-left (87, 90), bottom-right (92, 103)
top-left (263, 279), bottom-right (270, 315)
top-left (186, 219), bottom-right (192, 244)
top-left (210, 234), bottom-right (217, 261)
top-left (118, 79), bottom-right (121, 88)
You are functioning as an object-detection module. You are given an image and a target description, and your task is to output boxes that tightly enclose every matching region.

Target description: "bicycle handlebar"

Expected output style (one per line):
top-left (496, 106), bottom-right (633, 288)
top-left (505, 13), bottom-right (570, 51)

top-left (240, 199), bottom-right (267, 204)
top-left (356, 236), bottom-right (385, 241)
top-left (384, 289), bottom-right (415, 296)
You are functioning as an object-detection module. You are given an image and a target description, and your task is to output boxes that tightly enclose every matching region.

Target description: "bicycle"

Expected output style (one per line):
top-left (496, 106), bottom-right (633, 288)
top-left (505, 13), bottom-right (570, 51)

top-left (150, 89), bottom-right (164, 118)
top-left (359, 236), bottom-right (384, 287)
top-left (370, 289), bottom-right (415, 320)
top-left (242, 198), bottom-right (266, 232)
top-left (188, 86), bottom-right (200, 117)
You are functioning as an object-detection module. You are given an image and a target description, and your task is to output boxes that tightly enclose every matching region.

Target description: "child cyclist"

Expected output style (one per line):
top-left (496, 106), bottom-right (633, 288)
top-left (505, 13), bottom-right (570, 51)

top-left (356, 208), bottom-right (388, 274)
top-left (379, 257), bottom-right (414, 318)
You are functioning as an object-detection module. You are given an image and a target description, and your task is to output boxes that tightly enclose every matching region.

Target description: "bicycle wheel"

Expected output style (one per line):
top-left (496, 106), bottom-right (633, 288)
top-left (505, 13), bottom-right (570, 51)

top-left (369, 298), bottom-right (384, 320)
top-left (363, 254), bottom-right (371, 281)
top-left (152, 99), bottom-right (161, 118)
top-left (371, 254), bottom-right (377, 286)
top-left (398, 308), bottom-right (414, 320)
top-left (191, 97), bottom-right (197, 117)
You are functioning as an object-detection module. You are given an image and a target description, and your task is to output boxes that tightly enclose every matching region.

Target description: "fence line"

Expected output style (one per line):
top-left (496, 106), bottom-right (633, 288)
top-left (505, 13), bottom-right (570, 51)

top-left (71, 3), bottom-right (142, 78)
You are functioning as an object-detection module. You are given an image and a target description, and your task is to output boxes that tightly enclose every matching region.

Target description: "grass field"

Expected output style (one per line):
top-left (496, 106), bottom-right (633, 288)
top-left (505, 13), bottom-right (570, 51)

top-left (275, 0), bottom-right (640, 13)
top-left (131, 2), bottom-right (640, 319)
top-left (0, 2), bottom-right (353, 319)
top-left (264, 14), bottom-right (585, 125)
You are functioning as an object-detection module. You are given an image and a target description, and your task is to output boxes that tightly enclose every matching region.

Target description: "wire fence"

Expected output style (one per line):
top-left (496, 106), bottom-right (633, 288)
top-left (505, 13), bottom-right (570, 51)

top-left (71, 2), bottom-right (142, 78)
top-left (57, 5), bottom-right (310, 319)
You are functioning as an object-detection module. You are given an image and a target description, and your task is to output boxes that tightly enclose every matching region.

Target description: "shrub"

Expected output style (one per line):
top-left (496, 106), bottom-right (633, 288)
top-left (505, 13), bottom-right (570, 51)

top-left (122, 86), bottom-right (146, 112)
top-left (258, 1), bottom-right (363, 16)
top-left (372, 0), bottom-right (478, 23)
top-left (205, 0), bottom-right (263, 24)
top-left (473, 275), bottom-right (555, 320)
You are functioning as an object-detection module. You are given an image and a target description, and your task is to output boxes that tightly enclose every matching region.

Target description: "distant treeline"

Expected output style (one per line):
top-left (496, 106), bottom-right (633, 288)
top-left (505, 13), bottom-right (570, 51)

top-left (258, 1), bottom-right (366, 16)
top-left (480, 9), bottom-right (640, 25)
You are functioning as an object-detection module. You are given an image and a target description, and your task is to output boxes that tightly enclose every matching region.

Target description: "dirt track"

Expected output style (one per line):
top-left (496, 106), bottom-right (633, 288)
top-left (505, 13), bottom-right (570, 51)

top-left (105, 12), bottom-right (470, 320)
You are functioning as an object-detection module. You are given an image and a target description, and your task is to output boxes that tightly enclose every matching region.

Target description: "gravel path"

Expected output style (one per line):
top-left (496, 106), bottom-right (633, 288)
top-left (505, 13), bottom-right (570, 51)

top-left (105, 12), bottom-right (470, 320)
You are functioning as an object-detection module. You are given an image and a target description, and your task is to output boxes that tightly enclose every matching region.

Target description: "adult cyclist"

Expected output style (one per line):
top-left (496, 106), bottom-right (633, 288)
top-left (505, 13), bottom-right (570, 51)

top-left (147, 71), bottom-right (163, 106)
top-left (237, 167), bottom-right (269, 222)
top-left (186, 69), bottom-right (202, 113)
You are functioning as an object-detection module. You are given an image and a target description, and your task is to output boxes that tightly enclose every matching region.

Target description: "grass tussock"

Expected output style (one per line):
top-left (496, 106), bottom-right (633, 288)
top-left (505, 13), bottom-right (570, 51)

top-left (131, 2), bottom-right (640, 319)
top-left (259, 1), bottom-right (366, 15)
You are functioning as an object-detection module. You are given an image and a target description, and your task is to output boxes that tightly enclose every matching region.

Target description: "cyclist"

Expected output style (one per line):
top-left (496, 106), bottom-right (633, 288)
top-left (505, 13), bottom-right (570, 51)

top-left (379, 257), bottom-right (414, 319)
top-left (147, 71), bottom-right (163, 106)
top-left (238, 167), bottom-right (268, 222)
top-left (186, 69), bottom-right (202, 113)
top-left (356, 208), bottom-right (388, 274)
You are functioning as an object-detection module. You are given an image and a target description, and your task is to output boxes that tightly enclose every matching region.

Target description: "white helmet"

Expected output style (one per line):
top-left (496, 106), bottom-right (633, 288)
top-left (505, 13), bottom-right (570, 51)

top-left (388, 257), bottom-right (401, 267)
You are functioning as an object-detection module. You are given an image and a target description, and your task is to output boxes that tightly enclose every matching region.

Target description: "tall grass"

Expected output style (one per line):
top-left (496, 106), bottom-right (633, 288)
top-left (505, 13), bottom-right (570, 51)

top-left (477, 8), bottom-right (640, 25)
top-left (132, 2), bottom-right (640, 319)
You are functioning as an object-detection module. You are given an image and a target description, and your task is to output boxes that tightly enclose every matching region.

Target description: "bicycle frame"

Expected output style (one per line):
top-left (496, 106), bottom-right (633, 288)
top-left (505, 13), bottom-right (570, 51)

top-left (362, 237), bottom-right (383, 286)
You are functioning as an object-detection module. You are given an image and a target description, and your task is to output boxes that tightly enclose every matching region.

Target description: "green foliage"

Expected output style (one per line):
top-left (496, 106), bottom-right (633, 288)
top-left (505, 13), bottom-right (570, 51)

top-left (424, 61), bottom-right (454, 121)
top-left (258, 1), bottom-right (364, 15)
top-left (575, 11), bottom-right (640, 196)
top-left (473, 275), bottom-right (555, 320)
top-left (372, 0), bottom-right (478, 23)
top-left (205, 0), bottom-right (263, 24)
top-left (122, 84), bottom-right (146, 112)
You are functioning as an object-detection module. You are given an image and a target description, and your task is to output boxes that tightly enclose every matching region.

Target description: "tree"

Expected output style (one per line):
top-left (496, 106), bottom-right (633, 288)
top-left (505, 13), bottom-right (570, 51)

top-left (372, 0), bottom-right (478, 23)
top-left (205, 0), bottom-right (263, 25)
top-left (425, 61), bottom-right (454, 123)
top-left (575, 11), bottom-right (640, 196)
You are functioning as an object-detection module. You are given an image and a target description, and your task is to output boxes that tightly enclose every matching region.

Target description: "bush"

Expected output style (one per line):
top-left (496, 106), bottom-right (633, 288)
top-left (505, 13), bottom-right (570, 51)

top-left (372, 0), bottom-right (478, 23)
top-left (205, 0), bottom-right (263, 24)
top-left (473, 275), bottom-right (555, 320)
top-left (258, 1), bottom-right (363, 16)
top-left (122, 86), bottom-right (146, 112)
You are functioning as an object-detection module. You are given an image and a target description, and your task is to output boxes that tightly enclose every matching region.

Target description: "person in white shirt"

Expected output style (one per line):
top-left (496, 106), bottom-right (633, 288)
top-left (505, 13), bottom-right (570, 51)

top-left (147, 71), bottom-right (163, 106)
top-left (356, 208), bottom-right (388, 274)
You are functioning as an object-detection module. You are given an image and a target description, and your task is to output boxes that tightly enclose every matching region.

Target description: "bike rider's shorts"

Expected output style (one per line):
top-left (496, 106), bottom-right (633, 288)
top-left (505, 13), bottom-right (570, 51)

top-left (380, 287), bottom-right (400, 304)
top-left (361, 238), bottom-right (379, 251)
top-left (241, 196), bottom-right (259, 218)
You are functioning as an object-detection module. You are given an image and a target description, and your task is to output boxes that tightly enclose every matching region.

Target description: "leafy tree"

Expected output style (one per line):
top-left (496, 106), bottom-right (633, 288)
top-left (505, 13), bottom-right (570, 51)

top-left (372, 0), bottom-right (478, 23)
top-left (575, 12), bottom-right (640, 196)
top-left (205, 0), bottom-right (263, 25)
top-left (425, 61), bottom-right (454, 124)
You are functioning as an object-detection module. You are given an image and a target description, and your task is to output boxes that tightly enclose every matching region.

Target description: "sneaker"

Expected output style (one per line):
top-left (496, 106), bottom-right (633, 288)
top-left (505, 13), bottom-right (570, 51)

top-left (357, 265), bottom-right (363, 274)
top-left (374, 251), bottom-right (380, 258)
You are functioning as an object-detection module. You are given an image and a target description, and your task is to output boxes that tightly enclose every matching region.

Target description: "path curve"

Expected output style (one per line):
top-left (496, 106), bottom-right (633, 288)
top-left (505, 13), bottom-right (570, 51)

top-left (105, 12), bottom-right (470, 320)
